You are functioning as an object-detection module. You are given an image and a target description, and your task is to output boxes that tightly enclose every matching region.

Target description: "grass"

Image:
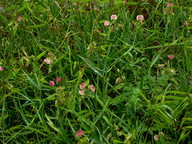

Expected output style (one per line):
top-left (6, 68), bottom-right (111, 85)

top-left (0, 0), bottom-right (192, 143)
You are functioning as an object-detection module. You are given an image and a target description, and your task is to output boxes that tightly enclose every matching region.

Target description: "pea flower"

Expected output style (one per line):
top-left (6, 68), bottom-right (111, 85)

top-left (44, 59), bottom-right (52, 64)
top-left (154, 131), bottom-right (164, 141)
top-left (90, 85), bottom-right (96, 92)
top-left (159, 131), bottom-right (164, 136)
top-left (164, 2), bottom-right (174, 14)
top-left (49, 81), bottom-right (55, 86)
top-left (17, 16), bottom-right (22, 22)
top-left (168, 55), bottom-right (175, 59)
top-left (75, 130), bottom-right (84, 137)
top-left (154, 135), bottom-right (159, 141)
top-left (56, 77), bottom-right (62, 84)
top-left (0, 66), bottom-right (4, 71)
top-left (136, 15), bottom-right (144, 21)
top-left (104, 21), bottom-right (110, 26)
top-left (163, 10), bottom-right (168, 14)
top-left (111, 14), bottom-right (118, 20)
top-left (80, 82), bottom-right (87, 89)
top-left (167, 2), bottom-right (173, 7)
top-left (79, 90), bottom-right (85, 95)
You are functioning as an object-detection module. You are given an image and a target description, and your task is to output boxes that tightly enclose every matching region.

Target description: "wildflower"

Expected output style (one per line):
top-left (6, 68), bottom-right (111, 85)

top-left (167, 2), bottom-right (173, 7)
top-left (154, 135), bottom-right (159, 141)
top-left (168, 55), bottom-right (175, 59)
top-left (56, 77), bottom-right (62, 84)
top-left (17, 16), bottom-right (22, 22)
top-left (184, 21), bottom-right (189, 27)
top-left (79, 90), bottom-right (85, 95)
top-left (159, 131), bottom-right (164, 136)
top-left (75, 130), bottom-right (84, 137)
top-left (154, 132), bottom-right (164, 141)
top-left (115, 77), bottom-right (122, 84)
top-left (111, 14), bottom-right (118, 20)
top-left (104, 21), bottom-right (110, 26)
top-left (136, 15), bottom-right (144, 21)
top-left (163, 10), bottom-right (168, 14)
top-left (44, 59), bottom-right (52, 64)
top-left (164, 2), bottom-right (174, 14)
top-left (79, 82), bottom-right (87, 89)
top-left (90, 85), bottom-right (96, 92)
top-left (49, 81), bottom-right (55, 86)
top-left (0, 66), bottom-right (4, 71)
top-left (164, 9), bottom-right (173, 14)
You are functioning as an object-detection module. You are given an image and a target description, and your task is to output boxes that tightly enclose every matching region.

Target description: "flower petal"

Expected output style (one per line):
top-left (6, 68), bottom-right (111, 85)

top-left (49, 81), bottom-right (55, 86)
top-left (0, 66), bottom-right (4, 71)
top-left (90, 85), bottom-right (96, 92)
top-left (75, 130), bottom-right (84, 137)
top-left (80, 82), bottom-right (87, 89)
top-left (79, 90), bottom-right (85, 95)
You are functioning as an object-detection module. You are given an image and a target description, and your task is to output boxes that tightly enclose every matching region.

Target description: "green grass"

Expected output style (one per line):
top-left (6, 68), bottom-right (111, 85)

top-left (0, 0), bottom-right (192, 143)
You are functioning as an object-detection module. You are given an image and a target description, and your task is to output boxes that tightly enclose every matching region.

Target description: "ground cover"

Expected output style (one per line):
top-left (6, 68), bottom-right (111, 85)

top-left (0, 0), bottom-right (192, 143)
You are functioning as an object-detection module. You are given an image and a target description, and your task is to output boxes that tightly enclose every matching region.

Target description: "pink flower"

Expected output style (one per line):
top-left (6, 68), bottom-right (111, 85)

top-left (136, 15), bottom-right (144, 21)
top-left (111, 14), bottom-right (118, 20)
top-left (75, 130), bottom-right (84, 137)
top-left (90, 85), bottom-right (96, 92)
top-left (154, 135), bottom-right (159, 141)
top-left (44, 59), bottom-right (52, 64)
top-left (79, 90), bottom-right (85, 95)
top-left (17, 16), bottom-right (22, 22)
top-left (56, 77), bottom-right (62, 84)
top-left (164, 9), bottom-right (173, 14)
top-left (49, 81), bottom-right (55, 86)
top-left (0, 66), bottom-right (4, 71)
top-left (168, 55), bottom-right (175, 59)
top-left (80, 82), bottom-right (87, 89)
top-left (163, 10), bottom-right (168, 14)
top-left (167, 2), bottom-right (173, 7)
top-left (164, 3), bottom-right (174, 14)
top-left (104, 21), bottom-right (110, 26)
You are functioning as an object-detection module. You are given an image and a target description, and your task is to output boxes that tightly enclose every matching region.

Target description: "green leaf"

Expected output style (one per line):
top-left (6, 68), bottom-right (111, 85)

top-left (22, 71), bottom-right (41, 90)
top-left (79, 55), bottom-right (103, 77)
top-left (53, 54), bottom-right (66, 65)
top-left (36, 51), bottom-right (47, 60)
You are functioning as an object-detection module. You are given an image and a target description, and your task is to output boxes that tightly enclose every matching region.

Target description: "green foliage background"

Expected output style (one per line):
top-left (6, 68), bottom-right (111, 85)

top-left (0, 0), bottom-right (192, 143)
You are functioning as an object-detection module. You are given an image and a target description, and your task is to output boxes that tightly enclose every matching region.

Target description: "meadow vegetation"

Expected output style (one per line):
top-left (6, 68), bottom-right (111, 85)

top-left (0, 0), bottom-right (192, 143)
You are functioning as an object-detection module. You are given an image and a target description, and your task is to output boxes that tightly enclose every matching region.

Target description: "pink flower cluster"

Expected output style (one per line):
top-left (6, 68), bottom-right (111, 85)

top-left (104, 14), bottom-right (118, 26)
top-left (111, 14), bottom-right (118, 20)
top-left (164, 2), bottom-right (174, 14)
top-left (136, 15), bottom-right (144, 21)
top-left (17, 16), bottom-right (22, 22)
top-left (104, 14), bottom-right (145, 26)
top-left (104, 21), bottom-right (110, 26)
top-left (49, 77), bottom-right (62, 86)
top-left (79, 82), bottom-right (96, 95)
top-left (154, 131), bottom-right (164, 141)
